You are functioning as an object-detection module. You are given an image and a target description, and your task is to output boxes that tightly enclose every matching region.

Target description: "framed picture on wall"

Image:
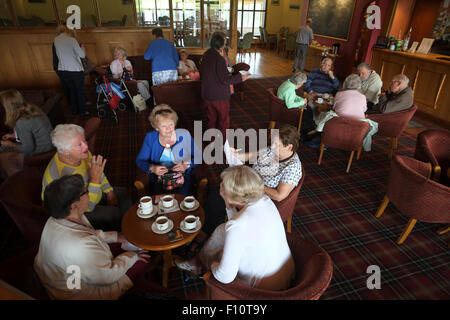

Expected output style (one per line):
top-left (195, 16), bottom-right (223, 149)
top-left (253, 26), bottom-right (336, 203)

top-left (271, 0), bottom-right (280, 6)
top-left (306, 0), bottom-right (357, 41)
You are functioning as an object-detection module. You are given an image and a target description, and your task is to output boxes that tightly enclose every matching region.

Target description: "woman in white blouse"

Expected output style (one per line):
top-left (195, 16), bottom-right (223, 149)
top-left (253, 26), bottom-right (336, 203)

top-left (110, 47), bottom-right (151, 103)
top-left (175, 165), bottom-right (295, 291)
top-left (34, 174), bottom-right (150, 300)
top-left (177, 49), bottom-right (200, 80)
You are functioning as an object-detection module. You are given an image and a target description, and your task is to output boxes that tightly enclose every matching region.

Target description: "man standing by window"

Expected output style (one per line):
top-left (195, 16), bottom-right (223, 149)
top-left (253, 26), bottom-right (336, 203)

top-left (292, 18), bottom-right (314, 73)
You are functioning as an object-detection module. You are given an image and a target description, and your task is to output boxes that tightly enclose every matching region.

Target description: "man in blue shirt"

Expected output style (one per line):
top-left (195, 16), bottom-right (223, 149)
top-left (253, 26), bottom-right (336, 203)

top-left (144, 28), bottom-right (179, 86)
top-left (303, 57), bottom-right (339, 95)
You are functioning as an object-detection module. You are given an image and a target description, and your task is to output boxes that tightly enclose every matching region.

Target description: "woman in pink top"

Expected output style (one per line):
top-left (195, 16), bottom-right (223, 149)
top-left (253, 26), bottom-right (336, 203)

top-left (332, 74), bottom-right (367, 120)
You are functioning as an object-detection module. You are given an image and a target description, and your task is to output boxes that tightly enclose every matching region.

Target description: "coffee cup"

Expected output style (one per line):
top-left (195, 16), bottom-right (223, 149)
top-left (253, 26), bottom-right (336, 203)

top-left (155, 216), bottom-right (169, 231)
top-left (184, 215), bottom-right (200, 230)
top-left (161, 195), bottom-right (174, 208)
top-left (139, 196), bottom-right (153, 214)
top-left (183, 196), bottom-right (196, 209)
top-left (317, 97), bottom-right (324, 104)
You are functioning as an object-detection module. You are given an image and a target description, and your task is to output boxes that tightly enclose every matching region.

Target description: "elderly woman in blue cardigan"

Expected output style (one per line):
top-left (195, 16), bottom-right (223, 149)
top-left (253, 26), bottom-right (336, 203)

top-left (136, 104), bottom-right (201, 195)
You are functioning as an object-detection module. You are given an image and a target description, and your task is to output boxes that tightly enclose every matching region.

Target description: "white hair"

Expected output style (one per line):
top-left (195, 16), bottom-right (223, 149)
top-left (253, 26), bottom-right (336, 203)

top-left (357, 62), bottom-right (372, 71)
top-left (289, 72), bottom-right (307, 86)
top-left (51, 124), bottom-right (85, 153)
top-left (343, 74), bottom-right (362, 90)
top-left (393, 74), bottom-right (410, 86)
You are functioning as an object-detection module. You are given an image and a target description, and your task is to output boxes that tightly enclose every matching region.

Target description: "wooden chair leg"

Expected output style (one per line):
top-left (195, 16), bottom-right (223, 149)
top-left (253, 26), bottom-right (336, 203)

top-left (286, 216), bottom-right (292, 233)
top-left (388, 138), bottom-right (395, 158)
top-left (318, 143), bottom-right (325, 165)
top-left (268, 121), bottom-right (276, 131)
top-left (437, 225), bottom-right (450, 235)
top-left (297, 108), bottom-right (304, 136)
top-left (356, 146), bottom-right (363, 160)
top-left (346, 151), bottom-right (355, 173)
top-left (397, 218), bottom-right (417, 245)
top-left (375, 195), bottom-right (389, 218)
top-left (393, 137), bottom-right (398, 149)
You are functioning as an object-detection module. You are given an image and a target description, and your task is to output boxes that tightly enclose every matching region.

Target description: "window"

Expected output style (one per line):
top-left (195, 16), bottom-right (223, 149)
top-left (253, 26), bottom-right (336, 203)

top-left (237, 0), bottom-right (266, 37)
top-left (56, 0), bottom-right (97, 28)
top-left (97, 0), bottom-right (135, 26)
top-left (173, 0), bottom-right (201, 47)
top-left (0, 0), bottom-right (13, 27)
top-left (204, 0), bottom-right (231, 45)
top-left (136, 0), bottom-right (170, 27)
top-left (12, 0), bottom-right (57, 27)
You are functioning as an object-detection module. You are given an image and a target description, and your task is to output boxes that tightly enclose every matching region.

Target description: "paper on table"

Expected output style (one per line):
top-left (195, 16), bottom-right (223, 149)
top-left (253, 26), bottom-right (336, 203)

top-left (224, 140), bottom-right (243, 167)
top-left (121, 241), bottom-right (143, 252)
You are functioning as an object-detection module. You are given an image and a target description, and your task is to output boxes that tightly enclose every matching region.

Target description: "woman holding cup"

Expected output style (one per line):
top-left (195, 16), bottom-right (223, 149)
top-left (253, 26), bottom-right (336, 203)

top-left (135, 104), bottom-right (201, 195)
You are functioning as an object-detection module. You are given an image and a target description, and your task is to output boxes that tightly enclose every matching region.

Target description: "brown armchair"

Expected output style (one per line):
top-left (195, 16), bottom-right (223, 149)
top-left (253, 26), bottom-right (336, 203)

top-left (375, 154), bottom-right (450, 244)
top-left (318, 117), bottom-right (369, 173)
top-left (414, 129), bottom-right (450, 185)
top-left (0, 166), bottom-right (47, 245)
top-left (203, 232), bottom-right (333, 300)
top-left (275, 163), bottom-right (305, 233)
top-left (367, 105), bottom-right (417, 158)
top-left (267, 87), bottom-right (306, 135)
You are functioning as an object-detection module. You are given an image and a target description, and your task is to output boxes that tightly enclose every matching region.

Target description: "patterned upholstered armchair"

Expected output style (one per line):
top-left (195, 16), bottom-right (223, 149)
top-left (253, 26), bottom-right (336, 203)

top-left (375, 154), bottom-right (450, 244)
top-left (203, 233), bottom-right (333, 300)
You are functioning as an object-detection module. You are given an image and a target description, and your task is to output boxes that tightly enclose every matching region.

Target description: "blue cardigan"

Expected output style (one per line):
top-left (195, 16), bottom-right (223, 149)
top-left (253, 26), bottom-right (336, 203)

top-left (303, 68), bottom-right (340, 94)
top-left (144, 38), bottom-right (179, 72)
top-left (136, 129), bottom-right (201, 177)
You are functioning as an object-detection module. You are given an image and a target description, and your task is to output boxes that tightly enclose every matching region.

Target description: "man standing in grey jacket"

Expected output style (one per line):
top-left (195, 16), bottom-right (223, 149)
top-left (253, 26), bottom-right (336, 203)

top-left (292, 18), bottom-right (314, 73)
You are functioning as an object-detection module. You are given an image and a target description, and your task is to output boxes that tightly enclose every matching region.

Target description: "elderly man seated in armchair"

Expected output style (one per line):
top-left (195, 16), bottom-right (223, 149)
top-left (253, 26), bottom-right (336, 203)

top-left (368, 74), bottom-right (413, 114)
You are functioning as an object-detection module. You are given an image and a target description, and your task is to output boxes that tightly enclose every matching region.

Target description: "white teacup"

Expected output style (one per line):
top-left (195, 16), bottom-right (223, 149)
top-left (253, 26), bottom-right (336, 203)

top-left (161, 195), bottom-right (174, 208)
top-left (184, 215), bottom-right (200, 230)
top-left (317, 97), bottom-right (324, 104)
top-left (183, 196), bottom-right (196, 209)
top-left (155, 216), bottom-right (169, 231)
top-left (139, 196), bottom-right (153, 214)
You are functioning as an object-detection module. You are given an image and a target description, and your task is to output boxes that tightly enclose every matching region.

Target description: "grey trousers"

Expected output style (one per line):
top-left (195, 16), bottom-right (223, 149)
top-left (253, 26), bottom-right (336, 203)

top-left (293, 43), bottom-right (309, 72)
top-left (85, 186), bottom-right (132, 232)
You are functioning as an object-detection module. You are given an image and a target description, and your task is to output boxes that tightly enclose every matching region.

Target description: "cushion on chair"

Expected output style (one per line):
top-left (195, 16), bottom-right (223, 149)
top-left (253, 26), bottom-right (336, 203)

top-left (204, 233), bottom-right (333, 300)
top-left (321, 117), bottom-right (369, 151)
top-left (386, 155), bottom-right (450, 224)
top-left (367, 105), bottom-right (417, 138)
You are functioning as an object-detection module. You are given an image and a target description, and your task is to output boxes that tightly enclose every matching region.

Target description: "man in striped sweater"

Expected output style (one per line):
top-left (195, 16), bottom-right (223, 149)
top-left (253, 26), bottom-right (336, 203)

top-left (41, 124), bottom-right (131, 231)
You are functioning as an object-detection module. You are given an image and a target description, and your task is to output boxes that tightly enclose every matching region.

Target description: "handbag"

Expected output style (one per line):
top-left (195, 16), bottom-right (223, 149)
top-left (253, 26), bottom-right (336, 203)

top-left (81, 57), bottom-right (96, 75)
top-left (103, 76), bottom-right (121, 110)
top-left (132, 94), bottom-right (147, 112)
top-left (159, 171), bottom-right (185, 191)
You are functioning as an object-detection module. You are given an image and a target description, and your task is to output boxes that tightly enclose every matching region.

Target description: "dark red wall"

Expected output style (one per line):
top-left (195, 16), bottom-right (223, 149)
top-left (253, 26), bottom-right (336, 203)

top-left (308, 0), bottom-right (390, 78)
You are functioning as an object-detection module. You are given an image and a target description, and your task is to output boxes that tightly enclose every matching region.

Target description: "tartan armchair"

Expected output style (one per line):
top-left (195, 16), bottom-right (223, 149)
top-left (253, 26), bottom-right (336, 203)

top-left (375, 154), bottom-right (450, 244)
top-left (203, 232), bottom-right (333, 300)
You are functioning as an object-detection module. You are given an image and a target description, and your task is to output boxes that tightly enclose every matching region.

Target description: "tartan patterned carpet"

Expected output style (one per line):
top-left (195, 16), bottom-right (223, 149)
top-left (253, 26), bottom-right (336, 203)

top-left (91, 76), bottom-right (449, 300)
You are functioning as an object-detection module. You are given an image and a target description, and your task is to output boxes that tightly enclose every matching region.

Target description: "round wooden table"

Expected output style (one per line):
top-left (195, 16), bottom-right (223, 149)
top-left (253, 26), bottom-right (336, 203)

top-left (121, 194), bottom-right (205, 288)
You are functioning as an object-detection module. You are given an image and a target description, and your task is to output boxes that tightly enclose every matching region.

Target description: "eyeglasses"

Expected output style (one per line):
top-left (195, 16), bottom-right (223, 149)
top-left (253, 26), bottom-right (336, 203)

top-left (79, 188), bottom-right (89, 197)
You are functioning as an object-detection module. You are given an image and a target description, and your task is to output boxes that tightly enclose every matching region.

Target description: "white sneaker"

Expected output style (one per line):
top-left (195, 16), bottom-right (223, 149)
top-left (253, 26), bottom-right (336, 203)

top-left (174, 258), bottom-right (201, 275)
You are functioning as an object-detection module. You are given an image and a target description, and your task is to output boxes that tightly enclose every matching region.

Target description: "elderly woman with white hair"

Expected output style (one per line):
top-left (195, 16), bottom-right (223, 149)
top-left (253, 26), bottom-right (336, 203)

top-left (110, 47), bottom-right (151, 104)
top-left (41, 124), bottom-right (132, 231)
top-left (277, 72), bottom-right (308, 109)
top-left (332, 73), bottom-right (367, 120)
top-left (175, 165), bottom-right (295, 291)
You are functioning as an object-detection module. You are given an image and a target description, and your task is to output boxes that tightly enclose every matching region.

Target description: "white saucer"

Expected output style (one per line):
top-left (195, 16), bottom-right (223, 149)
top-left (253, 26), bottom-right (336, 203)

top-left (158, 199), bottom-right (178, 211)
top-left (180, 220), bottom-right (202, 233)
top-left (180, 200), bottom-right (200, 212)
top-left (137, 205), bottom-right (158, 219)
top-left (151, 219), bottom-right (174, 234)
